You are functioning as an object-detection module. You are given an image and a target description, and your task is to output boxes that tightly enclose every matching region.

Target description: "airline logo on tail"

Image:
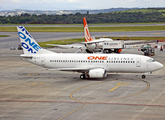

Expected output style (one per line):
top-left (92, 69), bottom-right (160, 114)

top-left (83, 17), bottom-right (93, 42)
top-left (17, 26), bottom-right (41, 54)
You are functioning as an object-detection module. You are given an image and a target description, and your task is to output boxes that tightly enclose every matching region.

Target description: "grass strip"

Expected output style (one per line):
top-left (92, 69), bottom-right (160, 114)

top-left (1, 22), bottom-right (165, 26)
top-left (0, 26), bottom-right (165, 32)
top-left (0, 35), bottom-right (10, 37)
top-left (39, 38), bottom-right (85, 47)
top-left (39, 37), bottom-right (165, 47)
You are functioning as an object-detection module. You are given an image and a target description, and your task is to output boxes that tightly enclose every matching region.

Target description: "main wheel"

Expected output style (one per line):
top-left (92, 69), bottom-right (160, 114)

top-left (86, 49), bottom-right (92, 53)
top-left (80, 74), bottom-right (86, 79)
top-left (142, 75), bottom-right (146, 79)
top-left (114, 49), bottom-right (119, 53)
top-left (103, 49), bottom-right (112, 53)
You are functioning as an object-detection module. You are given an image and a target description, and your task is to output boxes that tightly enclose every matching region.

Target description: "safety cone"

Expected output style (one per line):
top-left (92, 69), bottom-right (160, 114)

top-left (160, 46), bottom-right (163, 51)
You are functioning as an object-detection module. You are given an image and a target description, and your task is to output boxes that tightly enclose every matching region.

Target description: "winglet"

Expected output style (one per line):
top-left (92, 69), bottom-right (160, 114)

top-left (83, 17), bottom-right (93, 42)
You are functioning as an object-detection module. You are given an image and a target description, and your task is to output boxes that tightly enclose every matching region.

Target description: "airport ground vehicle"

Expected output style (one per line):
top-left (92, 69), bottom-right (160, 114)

top-left (141, 45), bottom-right (155, 56)
top-left (102, 41), bottom-right (124, 53)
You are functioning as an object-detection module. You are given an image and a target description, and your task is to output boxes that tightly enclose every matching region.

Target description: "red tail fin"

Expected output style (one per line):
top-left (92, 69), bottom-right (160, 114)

top-left (83, 17), bottom-right (93, 42)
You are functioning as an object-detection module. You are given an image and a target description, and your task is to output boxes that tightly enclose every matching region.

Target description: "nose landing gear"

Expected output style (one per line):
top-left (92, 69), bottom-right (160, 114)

top-left (142, 75), bottom-right (146, 79)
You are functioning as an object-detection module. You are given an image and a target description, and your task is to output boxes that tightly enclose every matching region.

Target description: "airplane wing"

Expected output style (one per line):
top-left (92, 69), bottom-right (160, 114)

top-left (46, 44), bottom-right (83, 49)
top-left (47, 67), bottom-right (103, 72)
top-left (81, 38), bottom-right (113, 44)
top-left (46, 68), bottom-right (90, 72)
top-left (124, 40), bottom-right (150, 49)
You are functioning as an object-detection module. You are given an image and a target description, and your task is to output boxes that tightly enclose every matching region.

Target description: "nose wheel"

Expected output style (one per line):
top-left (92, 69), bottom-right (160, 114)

top-left (142, 75), bottom-right (146, 79)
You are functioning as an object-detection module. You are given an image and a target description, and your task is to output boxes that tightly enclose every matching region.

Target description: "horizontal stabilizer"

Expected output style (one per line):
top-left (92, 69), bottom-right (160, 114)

top-left (46, 44), bottom-right (83, 49)
top-left (20, 54), bottom-right (33, 59)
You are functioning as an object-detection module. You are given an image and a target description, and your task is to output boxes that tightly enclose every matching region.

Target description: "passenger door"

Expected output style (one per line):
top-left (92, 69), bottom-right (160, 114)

top-left (41, 57), bottom-right (45, 67)
top-left (136, 58), bottom-right (141, 67)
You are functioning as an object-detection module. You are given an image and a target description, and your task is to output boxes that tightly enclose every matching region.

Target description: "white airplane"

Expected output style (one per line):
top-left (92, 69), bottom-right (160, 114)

top-left (17, 26), bottom-right (163, 79)
top-left (48, 17), bottom-right (123, 53)
top-left (83, 17), bottom-right (122, 53)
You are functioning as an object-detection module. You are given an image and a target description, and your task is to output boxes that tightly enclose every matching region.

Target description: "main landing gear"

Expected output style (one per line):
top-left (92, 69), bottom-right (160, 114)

top-left (80, 73), bottom-right (89, 79)
top-left (80, 74), bottom-right (86, 79)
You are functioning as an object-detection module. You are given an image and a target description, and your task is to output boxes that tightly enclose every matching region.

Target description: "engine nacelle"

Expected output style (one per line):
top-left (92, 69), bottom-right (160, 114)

top-left (85, 43), bottom-right (96, 52)
top-left (89, 68), bottom-right (107, 78)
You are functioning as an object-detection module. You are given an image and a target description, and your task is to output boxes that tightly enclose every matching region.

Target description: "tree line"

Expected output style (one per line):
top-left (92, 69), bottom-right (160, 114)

top-left (1, 9), bottom-right (165, 24)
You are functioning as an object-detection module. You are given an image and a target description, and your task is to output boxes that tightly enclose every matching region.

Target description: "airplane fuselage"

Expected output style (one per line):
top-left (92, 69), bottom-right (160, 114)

top-left (22, 53), bottom-right (163, 73)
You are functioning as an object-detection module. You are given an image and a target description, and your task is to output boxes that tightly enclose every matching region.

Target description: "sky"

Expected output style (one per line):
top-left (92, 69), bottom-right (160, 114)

top-left (0, 0), bottom-right (165, 11)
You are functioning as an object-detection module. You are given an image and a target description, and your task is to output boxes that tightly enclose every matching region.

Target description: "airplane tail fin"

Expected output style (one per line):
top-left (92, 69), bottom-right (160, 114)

top-left (17, 26), bottom-right (54, 55)
top-left (83, 17), bottom-right (93, 42)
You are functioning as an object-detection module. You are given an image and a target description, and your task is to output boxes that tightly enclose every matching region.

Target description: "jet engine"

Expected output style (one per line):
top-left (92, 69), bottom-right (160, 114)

top-left (89, 68), bottom-right (107, 78)
top-left (85, 43), bottom-right (96, 52)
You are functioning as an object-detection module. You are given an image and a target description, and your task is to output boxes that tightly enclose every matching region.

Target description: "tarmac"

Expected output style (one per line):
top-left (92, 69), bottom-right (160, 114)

top-left (0, 47), bottom-right (165, 120)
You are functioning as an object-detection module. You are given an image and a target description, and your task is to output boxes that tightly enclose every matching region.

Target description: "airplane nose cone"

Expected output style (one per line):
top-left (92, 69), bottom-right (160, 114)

top-left (157, 62), bottom-right (164, 69)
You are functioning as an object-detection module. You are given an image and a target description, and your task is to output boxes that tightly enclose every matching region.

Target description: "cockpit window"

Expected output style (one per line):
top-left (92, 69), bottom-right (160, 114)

top-left (147, 59), bottom-right (155, 62)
